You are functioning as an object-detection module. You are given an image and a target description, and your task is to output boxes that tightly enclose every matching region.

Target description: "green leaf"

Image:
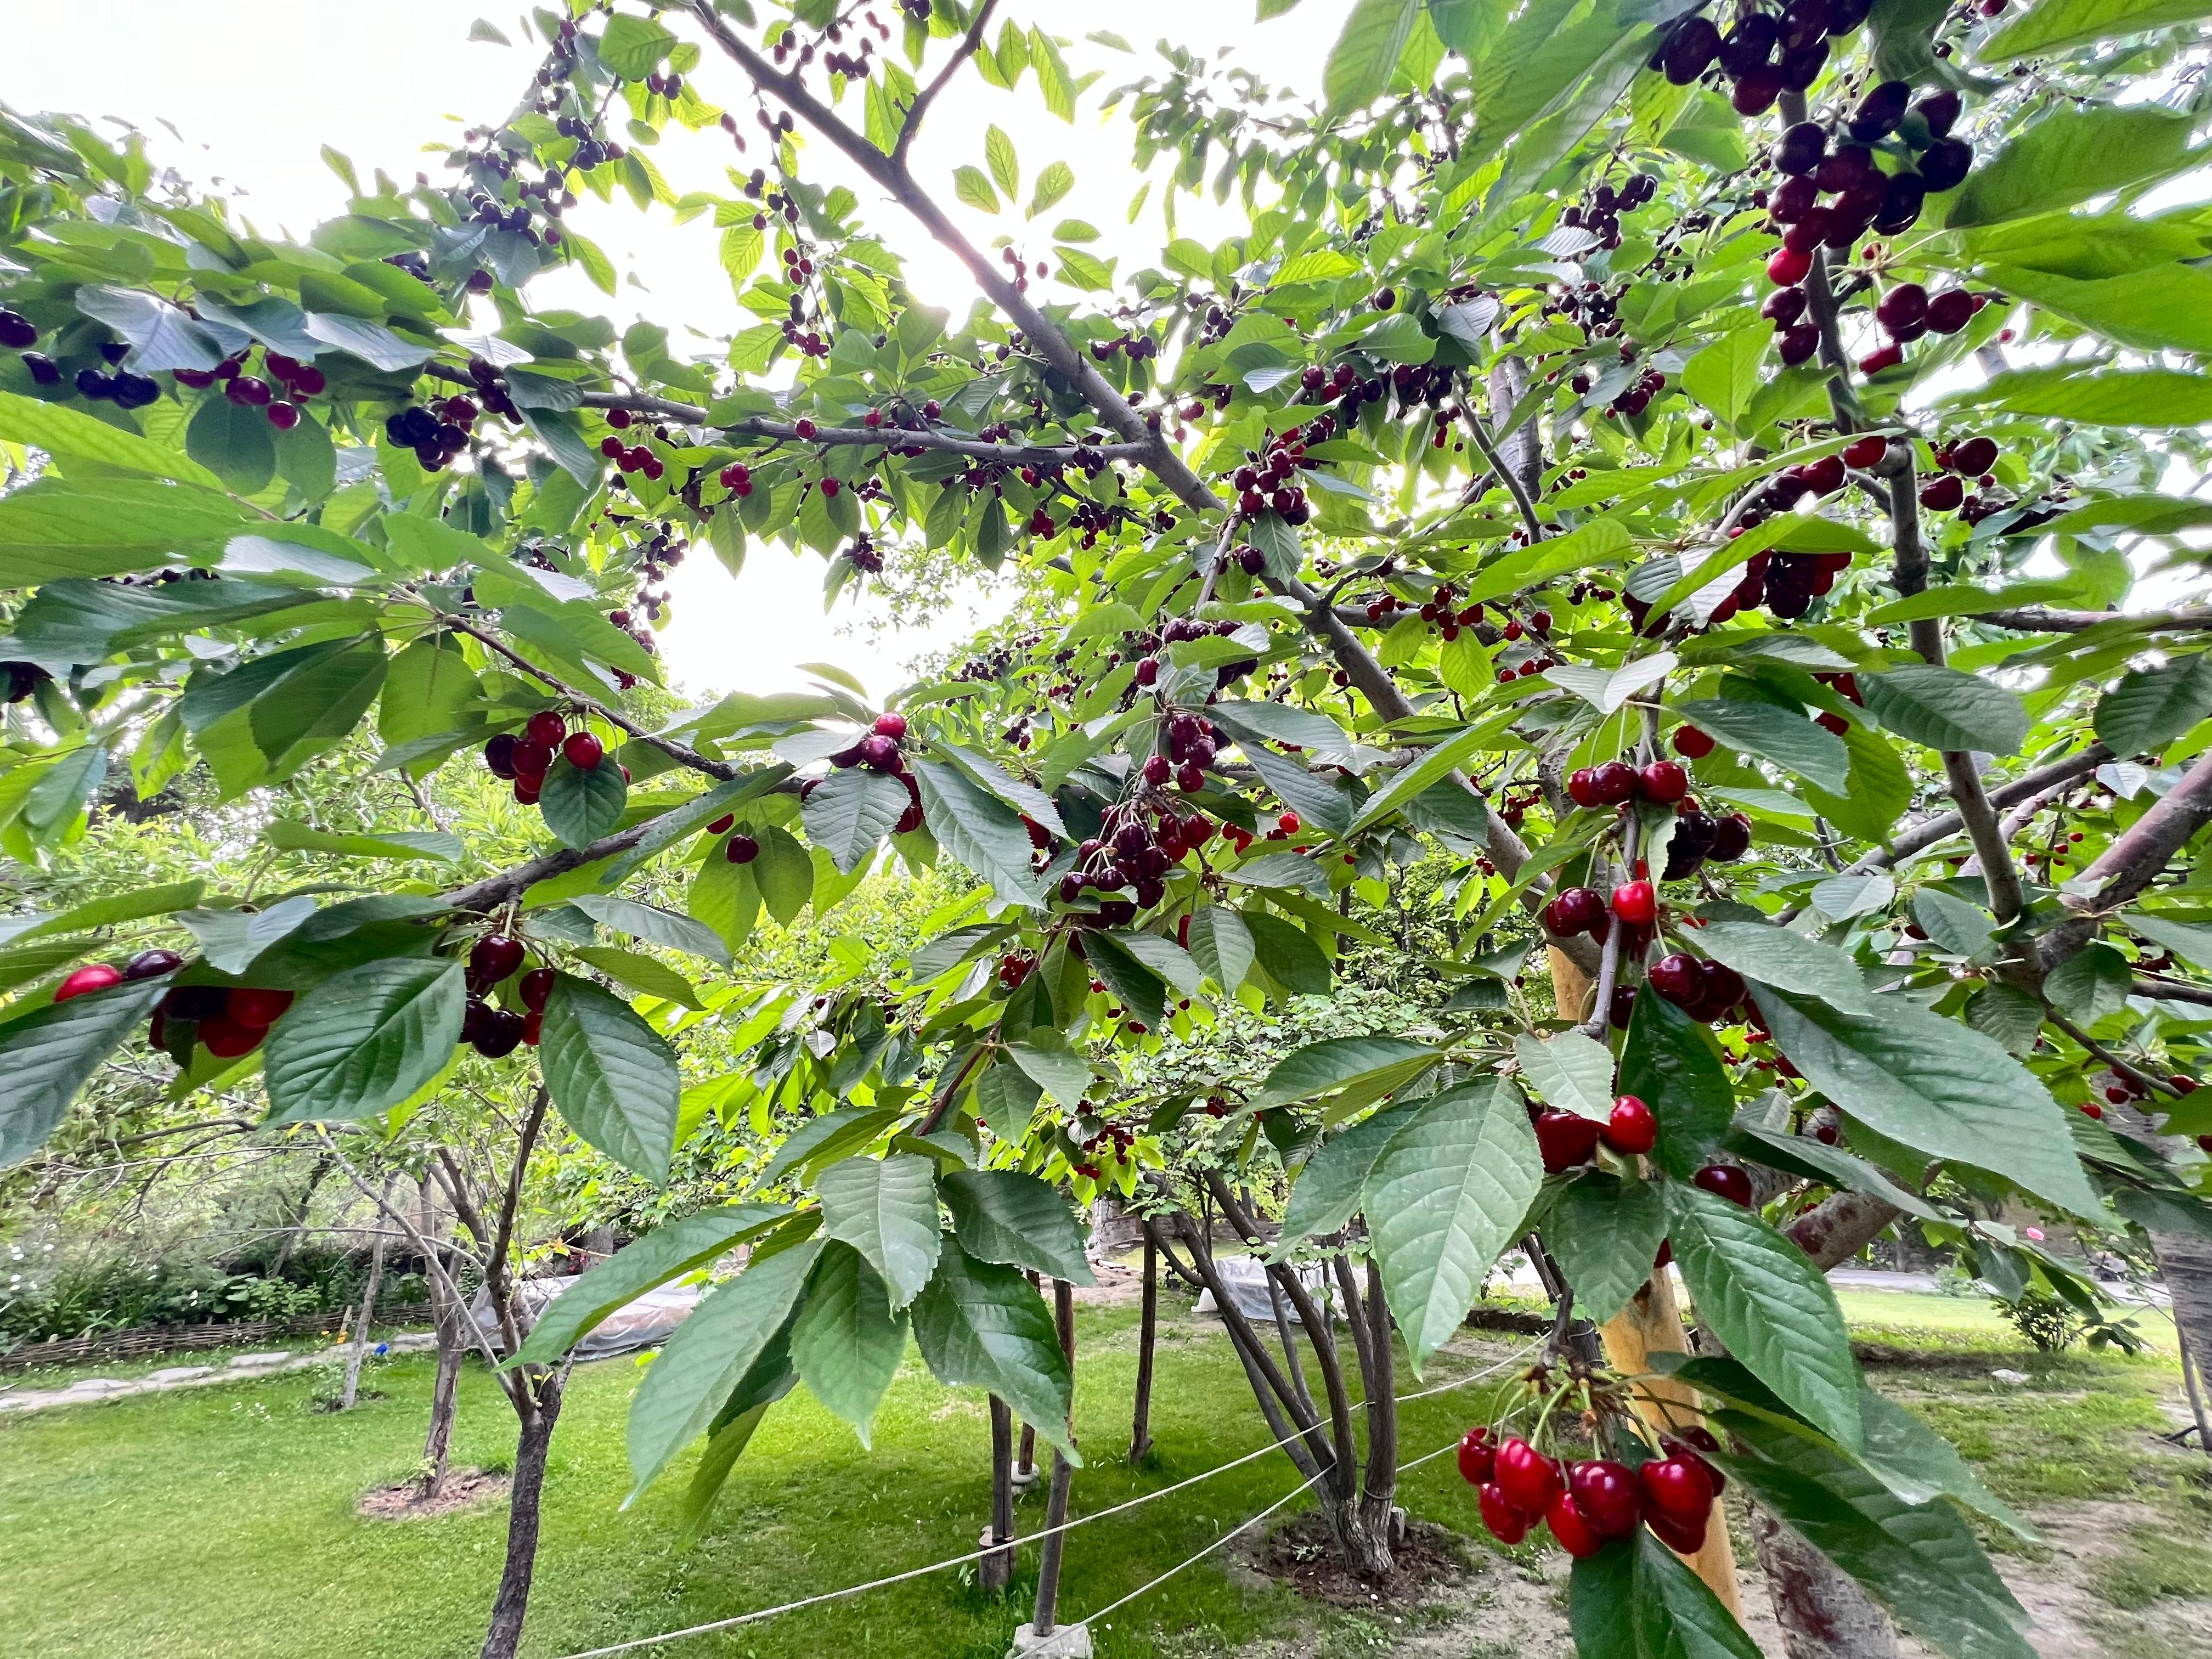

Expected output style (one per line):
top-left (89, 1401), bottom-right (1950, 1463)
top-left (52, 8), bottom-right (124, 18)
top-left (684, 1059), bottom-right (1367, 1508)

top-left (1958, 365), bottom-right (2212, 427)
top-left (1860, 666), bottom-right (2029, 756)
top-left (2094, 656), bottom-right (2212, 756)
top-left (0, 880), bottom-right (205, 949)
top-left (1855, 1388), bottom-right (2032, 1538)
top-left (1620, 986), bottom-right (1740, 1181)
top-left (0, 389), bottom-right (224, 489)
top-left (910, 1244), bottom-right (1077, 1460)
top-left (953, 165), bottom-right (1001, 213)
top-left (1979, 0), bottom-right (2212, 58)
top-left (1007, 1030), bottom-right (1096, 1107)
top-left (816, 1153), bottom-right (943, 1311)
top-left (1948, 104), bottom-right (2197, 229)
top-left (941, 1169), bottom-right (1095, 1284)
top-left (1513, 1029), bottom-right (1617, 1121)
top-left (1243, 910), bottom-right (1330, 997)
top-left (974, 1059), bottom-right (1043, 1142)
top-left (1632, 1531), bottom-right (1765, 1659)
top-left (1082, 930), bottom-right (1168, 1028)
top-left (516, 1203), bottom-right (789, 1364)
top-left (627, 1240), bottom-right (819, 1498)
top-left (263, 821), bottom-right (464, 862)
top-left (1803, 721), bottom-right (1915, 844)
top-left (1710, 1414), bottom-right (2034, 1659)
top-left (1569, 1544), bottom-right (1640, 1659)
top-left (177, 895), bottom-right (320, 974)
top-left (1694, 919), bottom-right (1876, 1013)
top-left (752, 1107), bottom-right (899, 1192)
top-left (0, 979), bottom-right (167, 1165)
top-left (1209, 698), bottom-right (1354, 760)
top-left (1912, 889), bottom-right (1997, 960)
top-left (0, 477), bottom-right (255, 584)
top-left (1667, 1183), bottom-right (1861, 1449)
top-left (984, 123), bottom-right (1020, 200)
top-left (802, 765), bottom-right (907, 874)
top-left (1029, 160), bottom-right (1074, 218)
top-left (2126, 910), bottom-right (2212, 968)
top-left (789, 1243), bottom-right (909, 1448)
top-left (184, 397), bottom-right (277, 493)
top-left (911, 759), bottom-right (1042, 909)
top-left (540, 974), bottom-right (680, 1182)
top-left (1362, 1080), bottom-right (1543, 1375)
top-left (1251, 1035), bottom-right (1442, 1110)
top-left (1672, 698), bottom-right (1849, 792)
top-left (676, 1337), bottom-right (796, 1544)
top-left (573, 945), bottom-right (704, 1011)
top-left (568, 893), bottom-right (731, 967)
top-left (751, 827), bottom-right (815, 927)
top-left (1749, 983), bottom-right (2103, 1217)
top-left (1682, 325), bottom-right (1765, 436)
top-left (1986, 262), bottom-right (2212, 355)
top-left (597, 14), bottom-right (677, 76)
top-left (2045, 939), bottom-right (2131, 1026)
top-left (1459, 516), bottom-right (1634, 609)
top-left (1275, 1100), bottom-right (1423, 1253)
top-left (1324, 0), bottom-right (1421, 112)
top-left (1186, 906), bottom-right (1256, 994)
top-left (262, 957), bottom-right (465, 1124)
top-left (539, 755), bottom-right (629, 850)
top-left (1545, 1175), bottom-right (1668, 1324)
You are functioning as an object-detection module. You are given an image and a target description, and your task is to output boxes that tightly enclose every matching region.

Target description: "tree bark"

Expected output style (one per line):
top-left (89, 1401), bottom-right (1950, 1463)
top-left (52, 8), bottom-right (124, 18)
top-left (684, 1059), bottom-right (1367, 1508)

top-left (1753, 1509), bottom-right (1900, 1659)
top-left (479, 1377), bottom-right (565, 1659)
top-left (419, 1176), bottom-right (464, 1498)
top-left (1030, 1280), bottom-right (1077, 1637)
top-left (983, 1394), bottom-right (1016, 1592)
top-left (2153, 1227), bottom-right (2212, 1461)
top-left (1130, 1237), bottom-right (1157, 1464)
top-left (340, 1175), bottom-right (395, 1412)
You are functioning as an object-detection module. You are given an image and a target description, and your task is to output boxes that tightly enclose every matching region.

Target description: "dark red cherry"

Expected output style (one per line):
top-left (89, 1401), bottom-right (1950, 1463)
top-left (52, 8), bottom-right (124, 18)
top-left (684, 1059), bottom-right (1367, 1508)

top-left (1694, 1164), bottom-right (1755, 1207)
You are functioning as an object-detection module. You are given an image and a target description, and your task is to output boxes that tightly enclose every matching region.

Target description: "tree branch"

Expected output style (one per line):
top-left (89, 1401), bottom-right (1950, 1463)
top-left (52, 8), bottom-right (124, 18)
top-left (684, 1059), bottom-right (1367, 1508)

top-left (1972, 606), bottom-right (2212, 634)
top-left (1455, 379), bottom-right (1544, 543)
top-left (2040, 746), bottom-right (2212, 973)
top-left (892, 0), bottom-right (1000, 168)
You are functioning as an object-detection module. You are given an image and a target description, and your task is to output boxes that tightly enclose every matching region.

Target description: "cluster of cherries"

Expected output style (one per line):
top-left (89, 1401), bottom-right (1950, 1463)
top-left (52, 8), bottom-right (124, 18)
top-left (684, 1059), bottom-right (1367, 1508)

top-left (1533, 1092), bottom-right (1658, 1173)
top-left (1231, 420), bottom-right (1325, 526)
top-left (1558, 172), bottom-right (1659, 250)
top-left (386, 390), bottom-right (501, 475)
top-left (69, 340), bottom-right (161, 409)
top-left (599, 407), bottom-right (671, 481)
top-left (1656, 0), bottom-right (1874, 105)
top-left (64, 949), bottom-right (295, 1062)
top-left (1131, 622), bottom-right (1260, 693)
top-left (1566, 758), bottom-right (1688, 812)
top-left (1059, 797), bottom-right (1218, 916)
top-left (483, 709), bottom-right (614, 806)
top-left (459, 934), bottom-right (548, 1057)
top-left (1460, 1424), bottom-right (1728, 1559)
top-left (1070, 1120), bottom-right (1141, 1181)
top-left (1649, 950), bottom-right (1751, 1023)
top-left (1917, 433), bottom-right (1999, 515)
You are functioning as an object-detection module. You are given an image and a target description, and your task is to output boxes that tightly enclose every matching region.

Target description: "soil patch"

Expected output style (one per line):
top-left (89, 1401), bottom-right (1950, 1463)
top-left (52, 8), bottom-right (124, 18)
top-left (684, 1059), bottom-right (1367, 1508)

top-left (356, 1468), bottom-right (509, 1520)
top-left (1252, 1513), bottom-right (1468, 1611)
top-left (1071, 1259), bottom-right (1148, 1308)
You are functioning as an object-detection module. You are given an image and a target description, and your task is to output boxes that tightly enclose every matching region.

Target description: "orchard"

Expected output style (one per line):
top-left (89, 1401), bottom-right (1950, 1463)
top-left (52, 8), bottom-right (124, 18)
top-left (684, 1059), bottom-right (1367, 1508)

top-left (4, 0), bottom-right (2212, 1655)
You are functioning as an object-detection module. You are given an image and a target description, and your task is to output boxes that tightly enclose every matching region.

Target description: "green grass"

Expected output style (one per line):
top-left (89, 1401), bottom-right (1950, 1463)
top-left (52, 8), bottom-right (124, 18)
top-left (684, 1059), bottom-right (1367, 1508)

top-left (0, 1299), bottom-right (1531, 1659)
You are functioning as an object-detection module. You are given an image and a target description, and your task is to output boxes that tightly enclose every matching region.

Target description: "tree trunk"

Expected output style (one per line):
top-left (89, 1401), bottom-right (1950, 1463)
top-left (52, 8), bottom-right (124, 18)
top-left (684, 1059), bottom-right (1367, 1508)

top-left (340, 1176), bottom-right (395, 1412)
top-left (1130, 1236), bottom-right (1156, 1464)
top-left (479, 1376), bottom-right (565, 1659)
top-left (268, 1154), bottom-right (333, 1278)
top-left (982, 1394), bottom-right (1016, 1593)
top-left (1319, 1492), bottom-right (1396, 1577)
top-left (2153, 1227), bottom-right (2212, 1462)
top-left (419, 1178), bottom-right (464, 1498)
top-left (1030, 1280), bottom-right (1077, 1637)
top-left (1752, 1509), bottom-right (1900, 1659)
top-left (1356, 1257), bottom-right (1400, 1554)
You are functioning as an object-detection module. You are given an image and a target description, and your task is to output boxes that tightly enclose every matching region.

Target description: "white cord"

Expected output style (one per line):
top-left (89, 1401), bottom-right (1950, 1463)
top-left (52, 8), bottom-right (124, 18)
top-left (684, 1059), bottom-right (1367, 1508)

top-left (1073, 1466), bottom-right (1331, 1630)
top-left (552, 1335), bottom-right (1543, 1659)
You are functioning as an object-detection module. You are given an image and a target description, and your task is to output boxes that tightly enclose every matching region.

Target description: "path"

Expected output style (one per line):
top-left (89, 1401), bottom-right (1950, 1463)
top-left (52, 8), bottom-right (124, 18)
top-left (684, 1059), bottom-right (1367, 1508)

top-left (0, 1331), bottom-right (439, 1415)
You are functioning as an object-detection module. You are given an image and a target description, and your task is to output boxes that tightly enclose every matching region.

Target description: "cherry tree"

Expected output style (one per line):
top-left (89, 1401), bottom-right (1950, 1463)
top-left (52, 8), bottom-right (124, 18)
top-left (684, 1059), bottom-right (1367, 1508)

top-left (6, 0), bottom-right (2212, 1655)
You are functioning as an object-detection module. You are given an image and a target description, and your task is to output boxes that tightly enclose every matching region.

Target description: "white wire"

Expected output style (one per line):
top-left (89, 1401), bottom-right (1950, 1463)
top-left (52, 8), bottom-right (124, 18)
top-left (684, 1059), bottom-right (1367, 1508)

top-left (552, 1333), bottom-right (1543, 1659)
top-left (1074, 1466), bottom-right (1331, 1632)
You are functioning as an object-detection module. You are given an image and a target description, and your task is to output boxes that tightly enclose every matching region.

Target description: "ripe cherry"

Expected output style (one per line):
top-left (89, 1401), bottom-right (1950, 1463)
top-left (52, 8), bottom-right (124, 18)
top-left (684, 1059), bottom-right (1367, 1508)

top-left (1494, 1439), bottom-right (1564, 1514)
top-left (514, 779), bottom-right (542, 806)
top-left (726, 833), bottom-right (761, 864)
top-left (1277, 811), bottom-right (1300, 835)
top-left (1948, 435), bottom-right (1998, 476)
top-left (1650, 952), bottom-right (1703, 1007)
top-left (1707, 812), bottom-right (1753, 862)
top-left (228, 988), bottom-right (294, 1028)
top-left (1544, 885), bottom-right (1606, 937)
top-left (873, 711), bottom-right (909, 740)
top-left (484, 733), bottom-right (519, 778)
top-left (1457, 1426), bottom-right (1496, 1486)
top-left (1545, 1492), bottom-right (1605, 1558)
top-left (1842, 434), bottom-right (1888, 469)
top-left (1638, 760), bottom-right (1688, 804)
top-left (1925, 289), bottom-right (1975, 335)
top-left (1604, 1094), bottom-right (1658, 1155)
top-left (1672, 725), bottom-right (1715, 759)
top-left (201, 1017), bottom-right (266, 1059)
top-left (1570, 1460), bottom-right (1644, 1538)
top-left (1641, 1455), bottom-right (1717, 1527)
top-left (1612, 880), bottom-right (1657, 926)
top-left (562, 731), bottom-right (604, 771)
top-left (511, 738), bottom-right (555, 781)
top-left (1646, 1506), bottom-right (1710, 1556)
top-left (1144, 754), bottom-right (1172, 785)
top-left (55, 963), bottom-right (124, 1002)
top-left (1536, 1108), bottom-right (1602, 1173)
top-left (520, 968), bottom-right (557, 1012)
top-left (1875, 284), bottom-right (1927, 336)
top-left (123, 949), bottom-right (184, 981)
top-left (1589, 760), bottom-right (1638, 805)
top-left (526, 710), bottom-right (567, 747)
top-left (707, 813), bottom-right (736, 835)
top-left (470, 935), bottom-right (527, 989)
top-left (1767, 246), bottom-right (1812, 286)
top-left (1567, 766), bottom-right (1601, 809)
top-left (1920, 475), bottom-right (1965, 512)
top-left (1694, 1163), bottom-right (1755, 1207)
top-left (473, 1008), bottom-right (527, 1058)
top-left (1479, 1482), bottom-right (1533, 1544)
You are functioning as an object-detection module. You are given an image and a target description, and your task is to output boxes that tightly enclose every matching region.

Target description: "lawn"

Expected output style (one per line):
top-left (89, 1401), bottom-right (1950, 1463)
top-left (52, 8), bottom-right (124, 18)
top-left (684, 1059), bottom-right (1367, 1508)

top-left (2, 1285), bottom-right (2198, 1659)
top-left (0, 1294), bottom-right (1533, 1659)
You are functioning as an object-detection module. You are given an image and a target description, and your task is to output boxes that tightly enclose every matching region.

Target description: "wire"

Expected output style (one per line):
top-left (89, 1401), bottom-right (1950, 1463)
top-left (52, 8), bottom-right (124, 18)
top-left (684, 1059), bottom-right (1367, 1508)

top-left (1075, 1466), bottom-right (1331, 1632)
top-left (551, 1334), bottom-right (1542, 1658)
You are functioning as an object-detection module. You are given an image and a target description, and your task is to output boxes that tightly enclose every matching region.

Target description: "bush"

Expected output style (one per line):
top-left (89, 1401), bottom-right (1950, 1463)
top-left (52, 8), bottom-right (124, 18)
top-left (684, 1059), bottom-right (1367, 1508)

top-left (1996, 1288), bottom-right (2081, 1352)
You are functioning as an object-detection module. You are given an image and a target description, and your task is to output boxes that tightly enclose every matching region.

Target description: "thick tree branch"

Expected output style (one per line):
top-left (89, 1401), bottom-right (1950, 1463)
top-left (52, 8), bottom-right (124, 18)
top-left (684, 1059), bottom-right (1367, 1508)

top-left (2040, 747), bottom-right (2212, 973)
top-left (1454, 380), bottom-right (1544, 543)
top-left (1973, 606), bottom-right (2212, 634)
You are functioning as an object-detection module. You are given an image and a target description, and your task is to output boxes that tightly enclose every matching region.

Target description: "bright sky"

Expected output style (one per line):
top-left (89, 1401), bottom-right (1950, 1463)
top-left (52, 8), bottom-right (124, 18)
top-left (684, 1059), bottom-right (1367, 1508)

top-left (0, 0), bottom-right (1356, 706)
